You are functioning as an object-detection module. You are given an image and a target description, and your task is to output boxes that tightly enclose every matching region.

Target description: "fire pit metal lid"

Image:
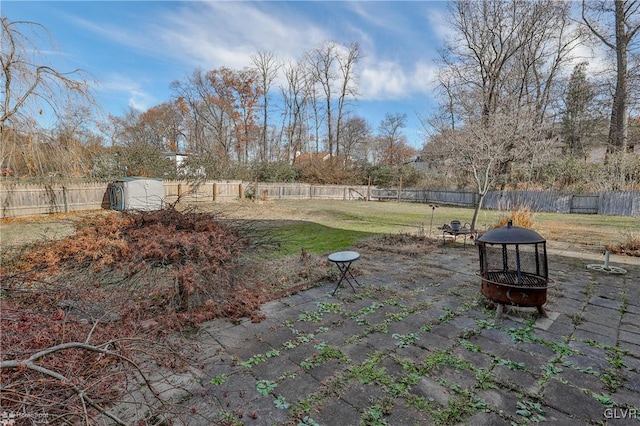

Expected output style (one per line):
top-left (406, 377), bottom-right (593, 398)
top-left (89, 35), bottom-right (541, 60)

top-left (477, 221), bottom-right (545, 244)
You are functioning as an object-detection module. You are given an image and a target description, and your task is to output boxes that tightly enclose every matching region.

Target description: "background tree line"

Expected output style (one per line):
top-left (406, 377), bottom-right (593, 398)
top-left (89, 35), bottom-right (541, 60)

top-left (2, 1), bottom-right (640, 201)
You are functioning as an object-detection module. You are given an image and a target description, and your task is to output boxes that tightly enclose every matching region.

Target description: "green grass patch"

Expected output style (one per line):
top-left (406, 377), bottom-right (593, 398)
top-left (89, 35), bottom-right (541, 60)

top-left (267, 221), bottom-right (374, 255)
top-left (250, 200), bottom-right (639, 249)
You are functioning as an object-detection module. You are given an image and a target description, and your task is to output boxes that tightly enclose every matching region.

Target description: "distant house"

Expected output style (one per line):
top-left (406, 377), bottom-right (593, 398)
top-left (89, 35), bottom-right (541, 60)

top-left (164, 152), bottom-right (205, 177)
top-left (165, 152), bottom-right (188, 168)
top-left (405, 156), bottom-right (430, 171)
top-left (294, 151), bottom-right (330, 166)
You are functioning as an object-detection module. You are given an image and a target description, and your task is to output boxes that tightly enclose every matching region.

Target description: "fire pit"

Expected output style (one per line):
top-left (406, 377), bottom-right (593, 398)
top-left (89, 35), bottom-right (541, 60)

top-left (476, 221), bottom-right (552, 319)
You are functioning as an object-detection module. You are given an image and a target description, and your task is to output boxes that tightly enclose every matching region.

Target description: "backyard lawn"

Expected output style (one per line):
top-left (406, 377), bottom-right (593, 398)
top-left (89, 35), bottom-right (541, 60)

top-left (204, 199), bottom-right (640, 256)
top-left (1, 198), bottom-right (637, 255)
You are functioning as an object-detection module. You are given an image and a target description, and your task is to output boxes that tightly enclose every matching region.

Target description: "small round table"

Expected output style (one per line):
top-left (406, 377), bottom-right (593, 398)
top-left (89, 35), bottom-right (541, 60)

top-left (328, 251), bottom-right (361, 295)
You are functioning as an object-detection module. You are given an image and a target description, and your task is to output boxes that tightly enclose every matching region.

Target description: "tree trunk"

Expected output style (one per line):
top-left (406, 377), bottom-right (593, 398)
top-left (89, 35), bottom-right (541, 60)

top-left (608, 0), bottom-right (630, 153)
top-left (470, 191), bottom-right (487, 232)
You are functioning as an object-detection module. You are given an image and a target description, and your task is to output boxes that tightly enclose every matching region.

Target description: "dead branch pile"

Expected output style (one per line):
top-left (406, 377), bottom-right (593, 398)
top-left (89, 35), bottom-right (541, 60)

top-left (0, 206), bottom-right (275, 423)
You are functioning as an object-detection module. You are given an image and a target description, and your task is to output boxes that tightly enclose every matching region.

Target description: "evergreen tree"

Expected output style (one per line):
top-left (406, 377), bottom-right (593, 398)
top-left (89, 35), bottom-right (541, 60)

top-left (561, 62), bottom-right (597, 157)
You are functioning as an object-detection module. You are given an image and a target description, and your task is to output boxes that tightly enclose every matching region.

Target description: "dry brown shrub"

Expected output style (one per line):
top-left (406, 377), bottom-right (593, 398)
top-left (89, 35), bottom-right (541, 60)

top-left (0, 205), bottom-right (291, 422)
top-left (605, 230), bottom-right (640, 257)
top-left (496, 206), bottom-right (536, 229)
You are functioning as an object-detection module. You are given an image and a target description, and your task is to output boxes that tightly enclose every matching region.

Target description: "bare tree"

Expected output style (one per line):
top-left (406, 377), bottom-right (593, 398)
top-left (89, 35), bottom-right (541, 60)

top-left (448, 112), bottom-right (545, 229)
top-left (281, 59), bottom-right (309, 164)
top-left (582, 0), bottom-right (640, 152)
top-left (441, 0), bottom-right (580, 122)
top-left (170, 67), bottom-right (262, 168)
top-left (305, 41), bottom-right (361, 157)
top-left (170, 69), bottom-right (230, 163)
top-left (305, 42), bottom-right (338, 156)
top-left (251, 51), bottom-right (280, 162)
top-left (139, 101), bottom-right (187, 153)
top-left (50, 103), bottom-right (103, 177)
top-left (0, 17), bottom-right (94, 177)
top-left (107, 108), bottom-right (173, 177)
top-left (377, 113), bottom-right (413, 166)
top-left (339, 115), bottom-right (372, 163)
top-left (305, 75), bottom-right (324, 154)
top-left (429, 0), bottom-right (581, 226)
top-left (335, 42), bottom-right (362, 156)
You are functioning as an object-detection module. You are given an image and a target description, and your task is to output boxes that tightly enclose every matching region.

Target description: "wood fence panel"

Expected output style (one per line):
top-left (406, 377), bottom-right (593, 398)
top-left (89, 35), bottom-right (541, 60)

top-left (256, 183), bottom-right (280, 199)
top-left (65, 183), bottom-right (110, 211)
top-left (311, 185), bottom-right (362, 200)
top-left (371, 188), bottom-right (398, 200)
top-left (211, 181), bottom-right (241, 201)
top-left (259, 183), bottom-right (311, 199)
top-left (570, 195), bottom-right (599, 214)
top-left (423, 189), bottom-right (476, 206)
top-left (289, 184), bottom-right (314, 199)
top-left (2, 182), bottom-right (639, 218)
top-left (483, 191), bottom-right (573, 213)
top-left (599, 191), bottom-right (640, 216)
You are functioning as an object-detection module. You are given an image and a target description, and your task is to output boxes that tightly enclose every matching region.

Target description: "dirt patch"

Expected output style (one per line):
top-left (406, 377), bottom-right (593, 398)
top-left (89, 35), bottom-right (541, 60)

top-left (0, 210), bottom-right (118, 249)
top-left (1, 216), bottom-right (76, 248)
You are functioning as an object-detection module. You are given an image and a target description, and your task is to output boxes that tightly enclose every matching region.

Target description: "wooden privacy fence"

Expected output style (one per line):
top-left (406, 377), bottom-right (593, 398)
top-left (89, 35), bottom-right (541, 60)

top-left (480, 190), bottom-right (640, 216)
top-left (373, 188), bottom-right (639, 216)
top-left (163, 181), bottom-right (371, 203)
top-left (254, 183), bottom-right (370, 201)
top-left (0, 181), bottom-right (371, 218)
top-left (0, 183), bottom-right (110, 218)
top-left (1, 181), bottom-right (639, 218)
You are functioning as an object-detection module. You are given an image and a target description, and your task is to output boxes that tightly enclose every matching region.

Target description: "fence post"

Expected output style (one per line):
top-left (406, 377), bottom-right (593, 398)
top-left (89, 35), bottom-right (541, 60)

top-left (238, 183), bottom-right (244, 199)
top-left (62, 185), bottom-right (69, 213)
top-left (212, 183), bottom-right (217, 201)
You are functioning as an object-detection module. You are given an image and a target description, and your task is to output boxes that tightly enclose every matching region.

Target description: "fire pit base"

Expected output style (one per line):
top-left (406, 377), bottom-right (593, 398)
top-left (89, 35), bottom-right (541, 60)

top-left (481, 279), bottom-right (548, 319)
top-left (485, 301), bottom-right (548, 320)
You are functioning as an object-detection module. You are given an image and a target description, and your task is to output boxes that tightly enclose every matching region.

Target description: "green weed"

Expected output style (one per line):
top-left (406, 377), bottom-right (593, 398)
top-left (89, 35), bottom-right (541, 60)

top-left (238, 354), bottom-right (266, 368)
top-left (273, 395), bottom-right (291, 409)
top-left (515, 400), bottom-right (546, 422)
top-left (297, 416), bottom-right (321, 426)
top-left (495, 358), bottom-right (526, 371)
top-left (209, 374), bottom-right (227, 386)
top-left (392, 332), bottom-right (420, 348)
top-left (256, 380), bottom-right (277, 396)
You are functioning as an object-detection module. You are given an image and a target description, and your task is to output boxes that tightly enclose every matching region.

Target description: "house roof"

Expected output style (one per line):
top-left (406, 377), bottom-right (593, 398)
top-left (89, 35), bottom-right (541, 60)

top-left (294, 152), bottom-right (330, 164)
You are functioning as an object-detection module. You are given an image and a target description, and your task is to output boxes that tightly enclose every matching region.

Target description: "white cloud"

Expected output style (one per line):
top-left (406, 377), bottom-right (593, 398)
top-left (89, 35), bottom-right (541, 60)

top-left (68, 2), bottom-right (445, 111)
top-left (413, 60), bottom-right (440, 91)
top-left (567, 43), bottom-right (612, 76)
top-left (96, 74), bottom-right (156, 113)
top-left (359, 59), bottom-right (439, 101)
top-left (425, 7), bottom-right (456, 43)
top-left (152, 2), bottom-right (329, 70)
top-left (345, 2), bottom-right (410, 35)
top-left (359, 61), bottom-right (409, 100)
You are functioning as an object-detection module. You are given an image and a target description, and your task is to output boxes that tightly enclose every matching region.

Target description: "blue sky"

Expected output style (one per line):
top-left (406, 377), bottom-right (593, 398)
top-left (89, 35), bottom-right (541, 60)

top-left (4, 1), bottom-right (452, 148)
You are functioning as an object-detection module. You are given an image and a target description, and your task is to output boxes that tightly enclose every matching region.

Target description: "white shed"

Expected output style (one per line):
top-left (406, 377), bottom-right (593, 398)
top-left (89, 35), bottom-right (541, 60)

top-left (109, 177), bottom-right (164, 211)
